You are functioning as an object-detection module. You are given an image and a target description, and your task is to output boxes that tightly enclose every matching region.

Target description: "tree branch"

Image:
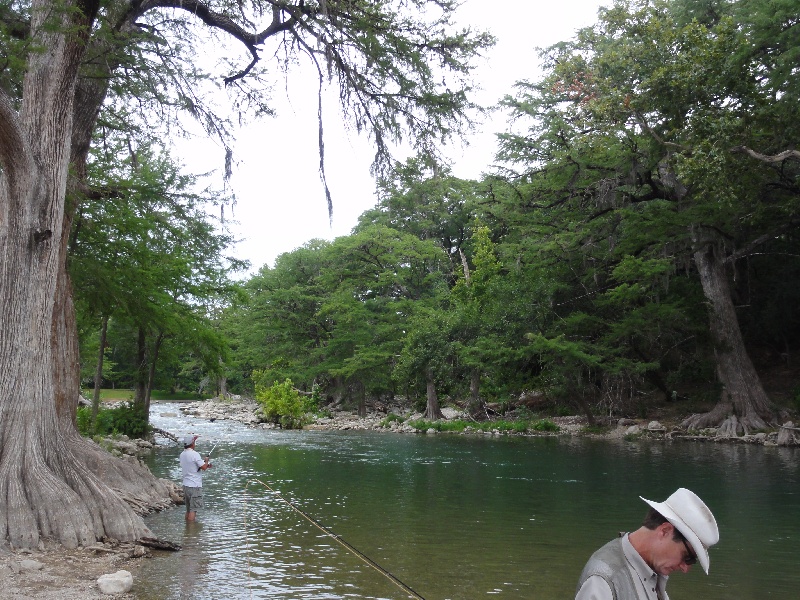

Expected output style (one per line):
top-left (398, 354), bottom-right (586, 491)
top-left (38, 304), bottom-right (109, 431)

top-left (724, 219), bottom-right (800, 264)
top-left (731, 146), bottom-right (800, 163)
top-left (633, 111), bottom-right (690, 152)
top-left (136, 0), bottom-right (300, 84)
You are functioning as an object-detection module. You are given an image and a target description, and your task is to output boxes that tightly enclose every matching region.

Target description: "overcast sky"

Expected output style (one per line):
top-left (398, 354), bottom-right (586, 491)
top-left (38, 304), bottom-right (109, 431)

top-left (177, 0), bottom-right (607, 274)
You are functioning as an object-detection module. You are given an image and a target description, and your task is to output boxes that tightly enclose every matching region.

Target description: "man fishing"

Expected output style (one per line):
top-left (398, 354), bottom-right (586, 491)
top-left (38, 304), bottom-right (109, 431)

top-left (179, 434), bottom-right (213, 522)
top-left (576, 488), bottom-right (719, 600)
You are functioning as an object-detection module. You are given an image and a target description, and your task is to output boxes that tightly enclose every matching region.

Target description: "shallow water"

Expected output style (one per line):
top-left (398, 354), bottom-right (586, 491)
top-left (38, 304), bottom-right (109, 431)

top-left (136, 403), bottom-right (800, 599)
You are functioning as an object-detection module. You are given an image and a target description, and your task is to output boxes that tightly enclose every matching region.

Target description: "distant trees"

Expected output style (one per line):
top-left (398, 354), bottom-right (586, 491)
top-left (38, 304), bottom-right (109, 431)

top-left (71, 140), bottom-right (243, 424)
top-left (495, 0), bottom-right (799, 430)
top-left (0, 0), bottom-right (493, 549)
top-left (221, 0), bottom-right (799, 432)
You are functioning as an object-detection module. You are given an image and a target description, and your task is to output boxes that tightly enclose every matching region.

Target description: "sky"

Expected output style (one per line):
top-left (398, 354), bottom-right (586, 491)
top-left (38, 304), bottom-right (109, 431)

top-left (177, 0), bottom-right (608, 275)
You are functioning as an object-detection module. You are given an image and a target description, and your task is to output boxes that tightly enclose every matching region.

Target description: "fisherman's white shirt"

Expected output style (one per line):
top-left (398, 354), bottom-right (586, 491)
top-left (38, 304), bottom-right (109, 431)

top-left (180, 447), bottom-right (205, 487)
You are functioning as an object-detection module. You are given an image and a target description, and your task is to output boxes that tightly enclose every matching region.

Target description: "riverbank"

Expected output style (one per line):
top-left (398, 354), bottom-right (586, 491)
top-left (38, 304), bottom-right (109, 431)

top-left (0, 540), bottom-right (149, 599)
top-left (172, 396), bottom-right (799, 446)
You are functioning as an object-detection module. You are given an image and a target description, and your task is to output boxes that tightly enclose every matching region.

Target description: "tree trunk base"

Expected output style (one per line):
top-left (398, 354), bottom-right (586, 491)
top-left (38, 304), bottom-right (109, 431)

top-left (682, 401), bottom-right (772, 435)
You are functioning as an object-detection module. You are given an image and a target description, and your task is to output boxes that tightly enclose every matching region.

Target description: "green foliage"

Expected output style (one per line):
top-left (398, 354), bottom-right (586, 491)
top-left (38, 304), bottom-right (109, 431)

top-left (253, 376), bottom-right (316, 429)
top-left (380, 413), bottom-right (406, 427)
top-left (76, 402), bottom-right (151, 438)
top-left (530, 419), bottom-right (560, 432)
top-left (791, 386), bottom-right (800, 414)
top-left (213, 1), bottom-right (799, 424)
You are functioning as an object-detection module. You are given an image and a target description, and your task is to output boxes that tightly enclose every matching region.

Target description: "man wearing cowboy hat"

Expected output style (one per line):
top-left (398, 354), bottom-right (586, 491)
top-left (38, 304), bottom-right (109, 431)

top-left (576, 488), bottom-right (719, 600)
top-left (179, 434), bottom-right (212, 522)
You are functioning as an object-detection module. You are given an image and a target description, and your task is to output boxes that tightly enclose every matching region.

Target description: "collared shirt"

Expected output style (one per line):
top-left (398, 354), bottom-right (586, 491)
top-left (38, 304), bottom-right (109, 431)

top-left (180, 447), bottom-right (205, 488)
top-left (576, 534), bottom-right (670, 600)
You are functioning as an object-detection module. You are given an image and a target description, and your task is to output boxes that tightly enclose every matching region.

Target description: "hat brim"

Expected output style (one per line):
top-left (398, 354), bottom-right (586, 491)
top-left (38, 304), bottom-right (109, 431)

top-left (641, 496), bottom-right (710, 574)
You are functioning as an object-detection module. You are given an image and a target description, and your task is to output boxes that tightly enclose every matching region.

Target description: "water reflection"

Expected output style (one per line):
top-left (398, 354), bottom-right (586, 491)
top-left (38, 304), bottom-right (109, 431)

top-left (177, 522), bottom-right (209, 599)
top-left (137, 402), bottom-right (800, 600)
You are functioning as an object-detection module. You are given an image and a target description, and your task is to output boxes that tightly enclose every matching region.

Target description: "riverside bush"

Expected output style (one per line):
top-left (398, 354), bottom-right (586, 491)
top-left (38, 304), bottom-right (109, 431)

top-left (76, 402), bottom-right (151, 438)
top-left (380, 413), bottom-right (406, 427)
top-left (253, 375), bottom-right (316, 429)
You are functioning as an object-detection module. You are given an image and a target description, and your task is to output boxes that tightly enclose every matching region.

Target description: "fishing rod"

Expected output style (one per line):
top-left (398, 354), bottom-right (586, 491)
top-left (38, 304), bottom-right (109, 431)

top-left (245, 478), bottom-right (426, 600)
top-left (198, 442), bottom-right (219, 472)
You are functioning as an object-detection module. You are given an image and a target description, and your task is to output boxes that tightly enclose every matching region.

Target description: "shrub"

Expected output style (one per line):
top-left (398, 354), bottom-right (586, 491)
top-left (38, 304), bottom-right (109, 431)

top-left (76, 402), bottom-right (151, 438)
top-left (530, 419), bottom-right (560, 432)
top-left (380, 413), bottom-right (406, 427)
top-left (253, 375), bottom-right (315, 429)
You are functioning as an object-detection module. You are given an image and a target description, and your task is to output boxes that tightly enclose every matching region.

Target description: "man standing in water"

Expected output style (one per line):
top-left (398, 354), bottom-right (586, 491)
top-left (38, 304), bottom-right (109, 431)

top-left (576, 488), bottom-right (719, 600)
top-left (180, 434), bottom-right (212, 522)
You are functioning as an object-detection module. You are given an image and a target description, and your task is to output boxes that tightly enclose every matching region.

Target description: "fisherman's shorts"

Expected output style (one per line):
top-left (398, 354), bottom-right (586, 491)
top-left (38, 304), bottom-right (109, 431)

top-left (183, 486), bottom-right (204, 512)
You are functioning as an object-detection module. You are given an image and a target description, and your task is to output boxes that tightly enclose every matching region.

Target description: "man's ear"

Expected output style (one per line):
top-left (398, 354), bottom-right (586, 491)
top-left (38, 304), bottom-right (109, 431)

top-left (656, 521), bottom-right (674, 539)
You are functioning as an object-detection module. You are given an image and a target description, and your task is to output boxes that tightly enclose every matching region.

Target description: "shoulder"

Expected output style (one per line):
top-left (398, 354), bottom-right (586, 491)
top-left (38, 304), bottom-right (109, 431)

top-left (577, 538), bottom-right (625, 598)
top-left (576, 575), bottom-right (614, 600)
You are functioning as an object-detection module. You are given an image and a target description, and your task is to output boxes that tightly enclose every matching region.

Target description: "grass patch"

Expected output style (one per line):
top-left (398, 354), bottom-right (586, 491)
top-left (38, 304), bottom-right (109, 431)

top-left (81, 389), bottom-right (204, 402)
top-left (581, 424), bottom-right (612, 435)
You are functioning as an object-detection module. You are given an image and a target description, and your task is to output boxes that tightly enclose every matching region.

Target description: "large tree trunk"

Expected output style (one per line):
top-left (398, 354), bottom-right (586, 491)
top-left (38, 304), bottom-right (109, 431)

top-left (134, 326), bottom-right (148, 410)
top-left (0, 0), bottom-right (169, 551)
top-left (467, 368), bottom-right (485, 417)
top-left (92, 315), bottom-right (109, 427)
top-left (145, 331), bottom-right (164, 418)
top-left (683, 242), bottom-right (774, 433)
top-left (424, 368), bottom-right (443, 420)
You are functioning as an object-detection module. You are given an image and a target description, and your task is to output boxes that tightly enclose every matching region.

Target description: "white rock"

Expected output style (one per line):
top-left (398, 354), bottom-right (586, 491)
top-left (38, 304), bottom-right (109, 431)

top-left (647, 420), bottom-right (666, 432)
top-left (440, 407), bottom-right (463, 420)
top-left (18, 559), bottom-right (44, 572)
top-left (97, 570), bottom-right (133, 594)
top-left (625, 425), bottom-right (641, 436)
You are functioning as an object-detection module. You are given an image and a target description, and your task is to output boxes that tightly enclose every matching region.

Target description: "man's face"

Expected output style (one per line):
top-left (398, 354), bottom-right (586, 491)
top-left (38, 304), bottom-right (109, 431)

top-left (651, 524), bottom-right (697, 576)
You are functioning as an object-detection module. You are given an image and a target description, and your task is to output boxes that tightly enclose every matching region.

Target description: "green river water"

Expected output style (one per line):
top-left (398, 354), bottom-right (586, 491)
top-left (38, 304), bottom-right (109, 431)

top-left (137, 403), bottom-right (799, 599)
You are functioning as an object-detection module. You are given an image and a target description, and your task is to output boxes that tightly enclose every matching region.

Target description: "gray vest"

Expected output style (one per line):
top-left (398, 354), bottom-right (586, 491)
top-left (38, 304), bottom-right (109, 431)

top-left (577, 537), bottom-right (640, 600)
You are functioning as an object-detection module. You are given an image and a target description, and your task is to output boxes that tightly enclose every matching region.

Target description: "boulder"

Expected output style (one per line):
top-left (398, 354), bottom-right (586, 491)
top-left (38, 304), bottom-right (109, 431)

top-left (18, 559), bottom-right (44, 572)
top-left (777, 422), bottom-right (799, 446)
top-left (97, 570), bottom-right (133, 595)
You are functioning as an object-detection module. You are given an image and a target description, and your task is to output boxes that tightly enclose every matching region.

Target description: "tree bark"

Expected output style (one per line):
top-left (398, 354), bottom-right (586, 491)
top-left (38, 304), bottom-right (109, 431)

top-left (424, 368), bottom-right (443, 420)
top-left (92, 315), bottom-right (109, 427)
top-left (467, 368), bottom-right (485, 417)
top-left (683, 242), bottom-right (774, 432)
top-left (145, 331), bottom-right (164, 418)
top-left (134, 327), bottom-right (148, 410)
top-left (0, 0), bottom-right (171, 550)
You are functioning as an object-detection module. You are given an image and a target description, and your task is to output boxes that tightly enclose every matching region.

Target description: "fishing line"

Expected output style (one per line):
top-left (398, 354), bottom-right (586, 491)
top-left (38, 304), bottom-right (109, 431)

top-left (244, 478), bottom-right (426, 600)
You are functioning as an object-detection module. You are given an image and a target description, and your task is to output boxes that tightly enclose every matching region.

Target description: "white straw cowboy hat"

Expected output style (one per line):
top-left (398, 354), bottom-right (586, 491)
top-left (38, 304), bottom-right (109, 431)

top-left (641, 488), bottom-right (719, 574)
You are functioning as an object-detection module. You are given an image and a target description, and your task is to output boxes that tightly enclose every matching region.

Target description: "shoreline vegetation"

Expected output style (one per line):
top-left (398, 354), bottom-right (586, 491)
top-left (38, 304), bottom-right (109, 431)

top-left (4, 396), bottom-right (796, 600)
top-left (174, 395), bottom-right (800, 447)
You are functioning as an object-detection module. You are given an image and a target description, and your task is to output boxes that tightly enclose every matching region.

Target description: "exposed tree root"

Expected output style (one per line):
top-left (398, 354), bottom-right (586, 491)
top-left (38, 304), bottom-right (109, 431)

top-left (682, 401), bottom-right (772, 437)
top-left (681, 402), bottom-right (733, 431)
top-left (65, 431), bottom-right (178, 516)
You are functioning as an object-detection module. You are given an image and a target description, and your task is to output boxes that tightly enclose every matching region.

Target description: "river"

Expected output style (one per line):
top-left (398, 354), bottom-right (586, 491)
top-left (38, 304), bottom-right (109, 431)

top-left (135, 402), bottom-right (799, 599)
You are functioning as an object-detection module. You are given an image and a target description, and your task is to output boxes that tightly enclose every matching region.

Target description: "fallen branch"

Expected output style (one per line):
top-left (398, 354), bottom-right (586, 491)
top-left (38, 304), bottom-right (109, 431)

top-left (152, 427), bottom-right (179, 443)
top-left (138, 536), bottom-right (181, 551)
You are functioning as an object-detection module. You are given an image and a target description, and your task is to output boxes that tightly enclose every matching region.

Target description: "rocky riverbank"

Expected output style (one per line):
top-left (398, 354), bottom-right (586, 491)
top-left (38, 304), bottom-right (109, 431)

top-left (172, 396), bottom-right (800, 446)
top-left (0, 539), bottom-right (153, 600)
